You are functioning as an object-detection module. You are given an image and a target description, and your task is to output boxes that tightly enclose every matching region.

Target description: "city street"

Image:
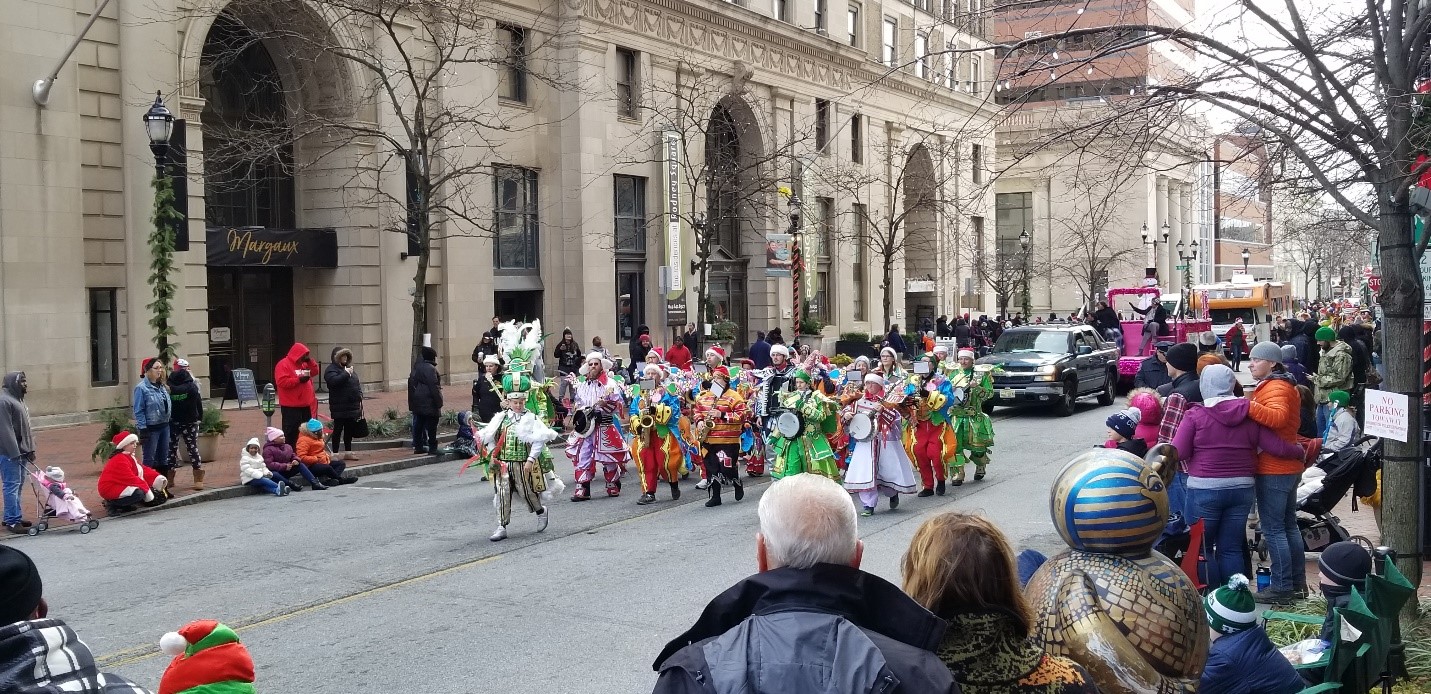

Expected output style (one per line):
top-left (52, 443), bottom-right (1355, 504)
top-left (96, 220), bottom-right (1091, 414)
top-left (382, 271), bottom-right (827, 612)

top-left (24, 401), bottom-right (1113, 693)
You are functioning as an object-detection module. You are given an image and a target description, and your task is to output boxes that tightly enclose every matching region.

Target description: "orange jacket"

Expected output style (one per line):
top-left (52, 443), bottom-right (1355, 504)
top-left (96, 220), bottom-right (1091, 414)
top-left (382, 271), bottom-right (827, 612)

top-left (295, 431), bottom-right (331, 466)
top-left (1247, 377), bottom-right (1303, 475)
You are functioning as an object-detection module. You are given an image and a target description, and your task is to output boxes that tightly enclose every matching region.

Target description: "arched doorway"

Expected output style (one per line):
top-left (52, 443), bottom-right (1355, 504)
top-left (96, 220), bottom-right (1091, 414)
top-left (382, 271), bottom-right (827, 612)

top-left (902, 143), bottom-right (938, 328)
top-left (200, 13), bottom-right (297, 393)
top-left (704, 96), bottom-right (765, 353)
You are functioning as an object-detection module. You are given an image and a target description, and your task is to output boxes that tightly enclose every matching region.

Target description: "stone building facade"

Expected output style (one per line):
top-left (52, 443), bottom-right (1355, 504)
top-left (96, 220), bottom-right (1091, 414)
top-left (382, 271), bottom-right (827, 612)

top-left (0, 0), bottom-right (994, 417)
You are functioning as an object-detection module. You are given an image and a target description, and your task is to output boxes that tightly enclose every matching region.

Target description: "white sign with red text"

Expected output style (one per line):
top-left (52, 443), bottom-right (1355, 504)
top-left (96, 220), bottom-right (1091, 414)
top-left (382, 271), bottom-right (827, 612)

top-left (1364, 390), bottom-right (1410, 442)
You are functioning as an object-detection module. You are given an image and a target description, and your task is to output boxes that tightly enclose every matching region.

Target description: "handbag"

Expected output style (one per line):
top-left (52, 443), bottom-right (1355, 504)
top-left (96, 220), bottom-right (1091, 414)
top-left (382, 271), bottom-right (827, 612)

top-left (351, 413), bottom-right (370, 439)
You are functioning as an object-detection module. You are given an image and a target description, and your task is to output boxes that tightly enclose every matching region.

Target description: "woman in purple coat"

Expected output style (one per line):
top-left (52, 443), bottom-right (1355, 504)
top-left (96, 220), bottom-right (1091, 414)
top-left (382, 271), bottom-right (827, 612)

top-left (1172, 364), bottom-right (1303, 588)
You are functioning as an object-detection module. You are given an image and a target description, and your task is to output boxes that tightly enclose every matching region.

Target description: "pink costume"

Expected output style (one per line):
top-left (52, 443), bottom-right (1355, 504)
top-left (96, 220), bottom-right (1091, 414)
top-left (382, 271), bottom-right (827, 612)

top-left (566, 369), bottom-right (630, 499)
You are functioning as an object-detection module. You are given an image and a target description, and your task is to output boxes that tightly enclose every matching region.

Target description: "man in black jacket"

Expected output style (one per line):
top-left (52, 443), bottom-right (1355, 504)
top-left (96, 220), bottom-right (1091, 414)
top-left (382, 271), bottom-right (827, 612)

top-left (652, 475), bottom-right (956, 693)
top-left (408, 347), bottom-right (443, 455)
top-left (1134, 342), bottom-right (1173, 390)
top-left (165, 359), bottom-right (204, 489)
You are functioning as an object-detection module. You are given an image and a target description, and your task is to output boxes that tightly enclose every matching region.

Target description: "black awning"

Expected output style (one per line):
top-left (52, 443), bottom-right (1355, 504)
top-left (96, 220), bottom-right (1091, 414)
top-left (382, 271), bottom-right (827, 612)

top-left (206, 227), bottom-right (337, 267)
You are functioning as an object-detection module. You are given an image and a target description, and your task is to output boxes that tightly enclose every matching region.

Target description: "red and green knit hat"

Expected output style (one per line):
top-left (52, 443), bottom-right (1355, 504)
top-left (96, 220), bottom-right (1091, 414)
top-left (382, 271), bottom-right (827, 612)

top-left (158, 620), bottom-right (256, 694)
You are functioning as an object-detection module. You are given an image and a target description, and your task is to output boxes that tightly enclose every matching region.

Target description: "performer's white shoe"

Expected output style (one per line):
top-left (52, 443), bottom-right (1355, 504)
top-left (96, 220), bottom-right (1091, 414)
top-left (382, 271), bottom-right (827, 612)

top-left (536, 507), bottom-right (549, 533)
top-left (489, 525), bottom-right (508, 542)
top-left (695, 479), bottom-right (710, 490)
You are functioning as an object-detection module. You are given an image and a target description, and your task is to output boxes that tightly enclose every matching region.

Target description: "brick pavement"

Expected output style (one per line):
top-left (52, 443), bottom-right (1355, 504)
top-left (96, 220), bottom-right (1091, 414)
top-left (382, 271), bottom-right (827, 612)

top-left (12, 383), bottom-right (474, 525)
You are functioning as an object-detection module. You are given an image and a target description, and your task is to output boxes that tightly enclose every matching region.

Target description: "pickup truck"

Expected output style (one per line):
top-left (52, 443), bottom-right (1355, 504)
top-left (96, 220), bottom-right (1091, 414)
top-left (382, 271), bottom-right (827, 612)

top-left (975, 323), bottom-right (1120, 416)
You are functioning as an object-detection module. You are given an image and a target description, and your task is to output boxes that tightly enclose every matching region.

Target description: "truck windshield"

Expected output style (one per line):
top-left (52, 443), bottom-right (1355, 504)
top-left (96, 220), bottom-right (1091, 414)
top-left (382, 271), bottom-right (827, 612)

top-left (1211, 308), bottom-right (1258, 324)
top-left (994, 331), bottom-right (1069, 354)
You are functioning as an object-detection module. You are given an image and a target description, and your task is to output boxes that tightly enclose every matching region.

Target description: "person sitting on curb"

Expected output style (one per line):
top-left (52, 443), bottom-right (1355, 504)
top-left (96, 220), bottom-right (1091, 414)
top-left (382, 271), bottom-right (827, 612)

top-left (651, 474), bottom-right (957, 693)
top-left (1199, 574), bottom-right (1305, 694)
top-left (262, 427), bottom-right (325, 491)
top-left (239, 437), bottom-right (289, 497)
top-left (96, 431), bottom-right (167, 514)
top-left (295, 419), bottom-right (354, 486)
top-left (0, 545), bottom-right (154, 693)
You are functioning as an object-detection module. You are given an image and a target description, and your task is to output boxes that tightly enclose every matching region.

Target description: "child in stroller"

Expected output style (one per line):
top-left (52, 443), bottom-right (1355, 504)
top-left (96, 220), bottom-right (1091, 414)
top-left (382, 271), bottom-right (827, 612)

top-left (23, 463), bottom-right (97, 535)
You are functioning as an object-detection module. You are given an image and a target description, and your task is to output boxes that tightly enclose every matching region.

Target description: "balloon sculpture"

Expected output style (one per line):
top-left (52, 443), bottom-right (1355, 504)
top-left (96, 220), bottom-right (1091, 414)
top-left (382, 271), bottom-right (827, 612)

top-left (1024, 445), bottom-right (1208, 694)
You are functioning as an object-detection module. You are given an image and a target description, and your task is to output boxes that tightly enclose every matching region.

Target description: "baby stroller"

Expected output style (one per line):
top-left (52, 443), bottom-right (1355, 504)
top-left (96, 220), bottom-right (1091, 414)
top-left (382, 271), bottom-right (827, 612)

top-left (23, 460), bottom-right (99, 536)
top-left (1253, 436), bottom-right (1380, 560)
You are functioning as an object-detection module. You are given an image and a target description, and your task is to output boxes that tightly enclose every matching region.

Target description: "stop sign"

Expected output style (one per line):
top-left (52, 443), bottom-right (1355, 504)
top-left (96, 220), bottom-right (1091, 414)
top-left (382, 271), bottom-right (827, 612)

top-left (1369, 275), bottom-right (1382, 293)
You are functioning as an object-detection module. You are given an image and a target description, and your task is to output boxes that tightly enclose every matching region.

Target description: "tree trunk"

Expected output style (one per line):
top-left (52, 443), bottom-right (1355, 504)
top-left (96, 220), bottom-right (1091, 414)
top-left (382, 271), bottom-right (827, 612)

top-left (409, 171), bottom-right (430, 369)
top-left (1374, 203), bottom-right (1423, 596)
top-left (882, 260), bottom-right (895, 333)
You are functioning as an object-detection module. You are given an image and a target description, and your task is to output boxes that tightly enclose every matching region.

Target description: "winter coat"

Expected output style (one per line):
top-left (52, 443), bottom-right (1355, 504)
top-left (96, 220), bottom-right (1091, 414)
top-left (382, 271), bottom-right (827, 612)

top-left (1312, 341), bottom-right (1353, 403)
top-left (407, 347), bottom-right (443, 416)
top-left (130, 377), bottom-right (171, 431)
top-left (935, 611), bottom-right (1098, 694)
top-left (1299, 323), bottom-right (1322, 374)
top-left (296, 430), bottom-right (331, 466)
top-left (652, 563), bottom-right (957, 694)
top-left (1093, 306), bottom-right (1122, 337)
top-left (0, 372), bottom-right (33, 460)
top-left (1157, 371), bottom-right (1203, 405)
top-left (471, 337), bottom-right (498, 366)
top-left (274, 343), bottom-right (320, 411)
top-left (238, 438), bottom-right (270, 484)
top-left (630, 332), bottom-right (653, 366)
top-left (1134, 357), bottom-right (1171, 390)
top-left (1284, 359), bottom-right (1312, 389)
top-left (1172, 399), bottom-right (1303, 480)
top-left (0, 618), bottom-right (152, 694)
top-left (553, 339), bottom-right (583, 374)
top-left (666, 343), bottom-right (693, 370)
top-left (1247, 375), bottom-right (1304, 476)
top-left (166, 368), bottom-right (203, 426)
top-left (323, 347), bottom-right (364, 420)
top-left (96, 451), bottom-right (160, 502)
top-left (885, 329), bottom-right (910, 356)
top-left (1129, 391), bottom-right (1163, 450)
top-left (471, 373), bottom-right (503, 423)
top-left (1198, 626), bottom-right (1306, 694)
top-left (748, 339), bottom-right (772, 370)
top-left (1339, 327), bottom-right (1370, 386)
top-left (1225, 323), bottom-right (1246, 349)
top-left (263, 439), bottom-right (299, 473)
top-left (1323, 407), bottom-right (1360, 453)
top-left (1105, 437), bottom-right (1150, 458)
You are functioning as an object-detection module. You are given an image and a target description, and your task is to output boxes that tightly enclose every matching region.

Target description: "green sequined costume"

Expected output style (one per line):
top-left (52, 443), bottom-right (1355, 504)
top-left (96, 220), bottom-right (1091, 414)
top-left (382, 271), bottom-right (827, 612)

top-left (769, 389), bottom-right (841, 480)
top-left (948, 366), bottom-right (995, 474)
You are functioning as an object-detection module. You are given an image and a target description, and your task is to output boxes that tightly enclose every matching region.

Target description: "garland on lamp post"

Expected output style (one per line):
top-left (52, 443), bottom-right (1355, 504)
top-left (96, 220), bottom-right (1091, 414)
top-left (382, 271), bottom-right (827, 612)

top-left (147, 172), bottom-right (183, 364)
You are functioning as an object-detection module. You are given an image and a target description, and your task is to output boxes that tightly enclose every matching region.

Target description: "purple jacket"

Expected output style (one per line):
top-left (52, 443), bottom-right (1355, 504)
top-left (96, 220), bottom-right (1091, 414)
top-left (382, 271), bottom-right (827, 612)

top-left (1172, 399), bottom-right (1302, 479)
top-left (263, 440), bottom-right (298, 472)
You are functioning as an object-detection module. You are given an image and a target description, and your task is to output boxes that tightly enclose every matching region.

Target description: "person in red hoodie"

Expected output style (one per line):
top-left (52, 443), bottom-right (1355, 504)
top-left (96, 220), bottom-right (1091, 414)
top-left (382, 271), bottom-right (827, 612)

top-left (665, 339), bottom-right (693, 371)
top-left (97, 431), bottom-right (167, 514)
top-left (274, 343), bottom-right (320, 445)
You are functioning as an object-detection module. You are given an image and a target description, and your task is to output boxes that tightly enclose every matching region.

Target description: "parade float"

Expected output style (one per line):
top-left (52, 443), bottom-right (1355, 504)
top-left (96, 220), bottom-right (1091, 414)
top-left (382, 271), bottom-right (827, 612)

top-left (1108, 284), bottom-right (1210, 387)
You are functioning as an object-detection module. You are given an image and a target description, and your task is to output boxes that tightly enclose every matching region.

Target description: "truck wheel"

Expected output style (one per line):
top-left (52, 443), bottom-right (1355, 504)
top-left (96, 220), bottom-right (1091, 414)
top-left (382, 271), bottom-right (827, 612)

top-left (1097, 370), bottom-right (1116, 406)
top-left (1055, 379), bottom-right (1077, 417)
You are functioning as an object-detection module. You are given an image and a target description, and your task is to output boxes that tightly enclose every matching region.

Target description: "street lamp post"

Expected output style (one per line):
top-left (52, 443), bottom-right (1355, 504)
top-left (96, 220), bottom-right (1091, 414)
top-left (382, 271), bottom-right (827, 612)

top-left (143, 92), bottom-right (174, 177)
top-left (1241, 247), bottom-right (1251, 275)
top-left (1177, 240), bottom-right (1199, 318)
top-left (1018, 229), bottom-right (1032, 318)
top-left (788, 195), bottom-right (803, 341)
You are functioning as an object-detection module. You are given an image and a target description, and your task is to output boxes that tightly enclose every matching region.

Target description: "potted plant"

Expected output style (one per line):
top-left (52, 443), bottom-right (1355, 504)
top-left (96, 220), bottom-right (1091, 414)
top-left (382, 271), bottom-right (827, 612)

top-left (196, 405), bottom-right (230, 462)
top-left (835, 331), bottom-right (876, 360)
top-left (710, 320), bottom-right (738, 353)
top-left (91, 407), bottom-right (136, 462)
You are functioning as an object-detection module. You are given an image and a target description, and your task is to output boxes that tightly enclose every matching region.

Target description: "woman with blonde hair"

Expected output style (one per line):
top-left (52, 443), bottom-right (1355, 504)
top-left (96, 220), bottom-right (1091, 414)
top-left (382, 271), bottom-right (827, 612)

top-left (902, 512), bottom-right (1096, 693)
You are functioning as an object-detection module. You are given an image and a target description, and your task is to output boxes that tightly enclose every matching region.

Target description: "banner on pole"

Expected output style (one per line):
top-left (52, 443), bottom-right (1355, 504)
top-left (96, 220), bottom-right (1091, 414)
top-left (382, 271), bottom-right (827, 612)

top-left (662, 131), bottom-right (687, 325)
top-left (766, 234), bottom-right (793, 277)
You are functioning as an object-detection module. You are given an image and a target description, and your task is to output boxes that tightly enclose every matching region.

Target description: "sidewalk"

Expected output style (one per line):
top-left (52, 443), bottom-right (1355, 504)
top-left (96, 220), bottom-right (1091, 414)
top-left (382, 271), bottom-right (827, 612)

top-left (13, 382), bottom-right (475, 525)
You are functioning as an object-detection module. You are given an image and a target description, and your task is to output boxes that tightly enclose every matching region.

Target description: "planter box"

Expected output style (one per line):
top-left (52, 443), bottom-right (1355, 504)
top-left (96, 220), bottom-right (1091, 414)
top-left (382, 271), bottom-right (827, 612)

top-left (178, 433), bottom-right (223, 465)
top-left (834, 340), bottom-right (877, 359)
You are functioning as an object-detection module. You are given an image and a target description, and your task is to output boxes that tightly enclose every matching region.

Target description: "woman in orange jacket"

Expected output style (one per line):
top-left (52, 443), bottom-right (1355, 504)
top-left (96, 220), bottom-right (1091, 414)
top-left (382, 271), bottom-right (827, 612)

top-left (1245, 341), bottom-right (1306, 603)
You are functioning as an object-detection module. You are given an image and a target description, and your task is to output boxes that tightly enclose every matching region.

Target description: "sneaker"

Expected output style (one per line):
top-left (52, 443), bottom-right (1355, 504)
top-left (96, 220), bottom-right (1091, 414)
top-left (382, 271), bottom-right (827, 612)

top-left (637, 492), bottom-right (657, 505)
top-left (536, 508), bottom-right (549, 533)
top-left (860, 506), bottom-right (875, 517)
top-left (4, 523), bottom-right (24, 535)
top-left (278, 483), bottom-right (290, 497)
top-left (695, 479), bottom-right (710, 490)
top-left (489, 525), bottom-right (508, 542)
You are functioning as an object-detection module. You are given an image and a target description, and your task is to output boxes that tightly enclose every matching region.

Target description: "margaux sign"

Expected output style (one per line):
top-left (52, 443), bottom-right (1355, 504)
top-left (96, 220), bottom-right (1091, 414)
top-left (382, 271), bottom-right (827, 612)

top-left (206, 227), bottom-right (338, 268)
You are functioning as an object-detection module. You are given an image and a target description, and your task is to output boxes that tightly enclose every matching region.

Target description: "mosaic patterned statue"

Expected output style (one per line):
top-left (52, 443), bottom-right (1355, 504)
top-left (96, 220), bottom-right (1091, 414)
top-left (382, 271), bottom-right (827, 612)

top-left (1024, 446), bottom-right (1208, 694)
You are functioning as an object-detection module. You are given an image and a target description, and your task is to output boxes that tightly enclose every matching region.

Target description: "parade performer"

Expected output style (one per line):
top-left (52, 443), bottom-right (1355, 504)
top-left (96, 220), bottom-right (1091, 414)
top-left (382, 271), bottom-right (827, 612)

top-left (694, 366), bottom-right (749, 507)
top-left (876, 347), bottom-right (908, 380)
top-left (909, 358), bottom-right (958, 497)
top-left (945, 349), bottom-right (996, 484)
top-left (566, 351), bottom-right (630, 500)
top-left (630, 365), bottom-right (685, 505)
top-left (477, 379), bottom-right (559, 542)
top-left (703, 346), bottom-right (726, 371)
top-left (841, 374), bottom-right (917, 516)
top-left (768, 369), bottom-right (841, 480)
top-left (750, 344), bottom-right (797, 477)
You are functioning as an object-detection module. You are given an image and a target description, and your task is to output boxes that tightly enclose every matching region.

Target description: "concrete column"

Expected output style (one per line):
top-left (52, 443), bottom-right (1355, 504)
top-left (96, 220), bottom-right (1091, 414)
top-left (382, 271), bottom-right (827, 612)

top-left (1154, 176), bottom-right (1169, 285)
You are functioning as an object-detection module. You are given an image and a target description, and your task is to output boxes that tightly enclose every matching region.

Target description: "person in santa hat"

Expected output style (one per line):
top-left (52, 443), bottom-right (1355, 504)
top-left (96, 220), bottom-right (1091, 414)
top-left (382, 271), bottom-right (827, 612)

top-left (97, 431), bottom-right (167, 514)
top-left (947, 349), bottom-right (997, 485)
top-left (692, 366), bottom-right (749, 507)
top-left (703, 346), bottom-right (726, 371)
top-left (840, 373), bottom-right (917, 516)
top-left (750, 343), bottom-right (797, 477)
top-left (157, 620), bottom-right (255, 694)
top-left (565, 351), bottom-right (630, 500)
top-left (630, 363), bottom-right (686, 505)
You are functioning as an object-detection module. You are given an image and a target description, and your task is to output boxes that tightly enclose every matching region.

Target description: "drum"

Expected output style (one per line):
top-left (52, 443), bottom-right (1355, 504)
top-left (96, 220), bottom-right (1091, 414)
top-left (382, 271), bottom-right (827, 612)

top-left (570, 408), bottom-right (597, 438)
top-left (847, 412), bottom-right (875, 441)
top-left (772, 410), bottom-right (803, 439)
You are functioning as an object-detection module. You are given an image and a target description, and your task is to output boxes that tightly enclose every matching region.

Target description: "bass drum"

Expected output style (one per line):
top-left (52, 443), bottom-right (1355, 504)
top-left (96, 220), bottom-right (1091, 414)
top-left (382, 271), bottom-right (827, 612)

top-left (772, 410), bottom-right (804, 439)
top-left (847, 412), bottom-right (876, 441)
top-left (570, 408), bottom-right (597, 438)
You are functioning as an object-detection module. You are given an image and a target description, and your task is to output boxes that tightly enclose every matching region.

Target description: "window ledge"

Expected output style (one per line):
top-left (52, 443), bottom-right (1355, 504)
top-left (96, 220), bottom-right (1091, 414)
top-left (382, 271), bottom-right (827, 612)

top-left (616, 114), bottom-right (642, 124)
top-left (499, 98), bottom-right (534, 111)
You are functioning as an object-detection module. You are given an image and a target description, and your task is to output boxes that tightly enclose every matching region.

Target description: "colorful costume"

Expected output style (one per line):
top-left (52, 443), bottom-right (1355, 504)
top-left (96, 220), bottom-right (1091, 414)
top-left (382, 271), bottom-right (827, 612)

top-left (907, 374), bottom-right (959, 495)
top-left (478, 380), bottom-right (560, 541)
top-left (630, 381), bottom-right (685, 504)
top-left (841, 376), bottom-right (917, 514)
top-left (566, 352), bottom-right (631, 500)
top-left (694, 369), bottom-right (748, 507)
top-left (947, 358), bottom-right (996, 482)
top-left (768, 373), bottom-right (841, 480)
top-left (751, 347), bottom-right (798, 476)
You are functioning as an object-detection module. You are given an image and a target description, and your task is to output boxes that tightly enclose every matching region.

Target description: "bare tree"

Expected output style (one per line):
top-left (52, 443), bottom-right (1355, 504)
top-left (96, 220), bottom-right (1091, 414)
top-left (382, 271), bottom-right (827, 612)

top-left (1049, 149), bottom-right (1150, 313)
top-left (202, 0), bottom-right (580, 365)
top-left (964, 242), bottom-right (1037, 320)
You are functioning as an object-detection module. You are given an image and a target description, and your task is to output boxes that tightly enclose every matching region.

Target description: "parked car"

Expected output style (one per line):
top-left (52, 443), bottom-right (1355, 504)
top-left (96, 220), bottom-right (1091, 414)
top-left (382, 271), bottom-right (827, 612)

top-left (976, 324), bottom-right (1119, 416)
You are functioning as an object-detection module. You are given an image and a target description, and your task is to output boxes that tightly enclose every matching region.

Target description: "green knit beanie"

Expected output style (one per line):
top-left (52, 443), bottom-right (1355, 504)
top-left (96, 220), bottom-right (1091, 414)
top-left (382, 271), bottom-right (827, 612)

top-left (1204, 574), bottom-right (1257, 635)
top-left (1315, 326), bottom-right (1337, 341)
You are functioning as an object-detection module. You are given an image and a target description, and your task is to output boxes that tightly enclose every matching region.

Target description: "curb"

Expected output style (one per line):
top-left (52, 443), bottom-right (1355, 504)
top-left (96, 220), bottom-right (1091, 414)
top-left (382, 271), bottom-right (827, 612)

top-left (0, 450), bottom-right (468, 540)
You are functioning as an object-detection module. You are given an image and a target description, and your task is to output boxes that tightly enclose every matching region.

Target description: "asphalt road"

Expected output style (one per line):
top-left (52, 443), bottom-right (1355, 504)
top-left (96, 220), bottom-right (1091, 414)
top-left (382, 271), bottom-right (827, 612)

top-left (20, 398), bottom-right (1115, 693)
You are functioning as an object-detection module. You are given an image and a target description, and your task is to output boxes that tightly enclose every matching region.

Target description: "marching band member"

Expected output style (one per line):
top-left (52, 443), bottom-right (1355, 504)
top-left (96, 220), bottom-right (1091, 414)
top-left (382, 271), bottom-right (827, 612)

top-left (876, 347), bottom-right (908, 380)
top-left (693, 366), bottom-right (749, 507)
top-left (703, 346), bottom-right (726, 371)
top-left (841, 373), bottom-right (917, 516)
top-left (751, 345), bottom-right (797, 477)
top-left (909, 358), bottom-right (958, 497)
top-left (478, 377), bottom-right (560, 541)
top-left (630, 364), bottom-right (685, 505)
top-left (947, 349), bottom-right (996, 484)
top-left (768, 369), bottom-right (840, 480)
top-left (566, 352), bottom-right (631, 501)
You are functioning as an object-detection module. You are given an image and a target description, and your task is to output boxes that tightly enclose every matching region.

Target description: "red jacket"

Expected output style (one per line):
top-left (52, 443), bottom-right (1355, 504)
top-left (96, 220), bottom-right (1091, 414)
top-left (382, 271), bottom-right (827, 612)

top-left (274, 343), bottom-right (320, 410)
top-left (666, 343), bottom-right (693, 370)
top-left (97, 452), bottom-right (161, 501)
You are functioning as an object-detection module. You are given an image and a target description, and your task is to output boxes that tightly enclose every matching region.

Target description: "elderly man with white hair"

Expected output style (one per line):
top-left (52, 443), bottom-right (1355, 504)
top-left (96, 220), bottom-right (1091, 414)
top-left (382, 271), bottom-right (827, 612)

top-left (651, 475), bottom-right (956, 693)
top-left (565, 351), bottom-right (630, 501)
